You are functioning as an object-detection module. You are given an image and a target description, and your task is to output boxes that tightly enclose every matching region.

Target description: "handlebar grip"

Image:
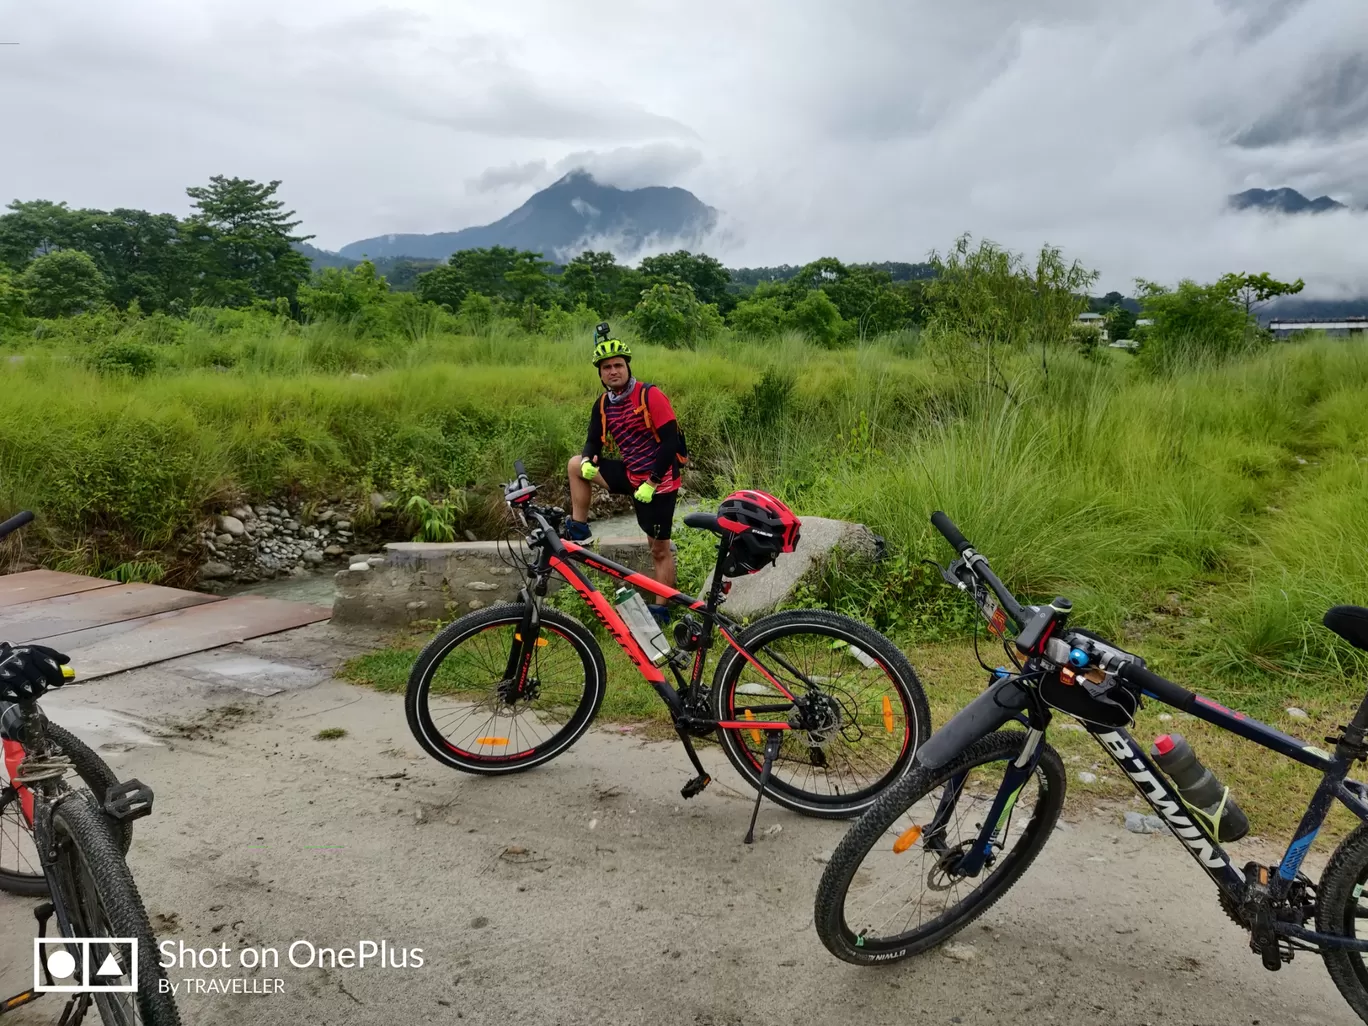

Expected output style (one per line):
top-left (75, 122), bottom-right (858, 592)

top-left (514, 460), bottom-right (527, 479)
top-left (0, 510), bottom-right (34, 540)
top-left (1115, 660), bottom-right (1195, 711)
top-left (930, 511), bottom-right (972, 555)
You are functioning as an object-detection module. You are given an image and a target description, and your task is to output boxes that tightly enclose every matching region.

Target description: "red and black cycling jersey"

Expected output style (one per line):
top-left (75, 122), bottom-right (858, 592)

top-left (582, 379), bottom-right (681, 493)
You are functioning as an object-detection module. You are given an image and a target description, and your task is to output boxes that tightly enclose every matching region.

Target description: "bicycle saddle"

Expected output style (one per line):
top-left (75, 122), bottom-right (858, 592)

top-left (683, 512), bottom-right (724, 534)
top-left (1324, 605), bottom-right (1368, 652)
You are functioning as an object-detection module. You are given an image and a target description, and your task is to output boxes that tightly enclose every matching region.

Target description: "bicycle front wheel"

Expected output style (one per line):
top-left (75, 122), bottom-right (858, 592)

top-left (48, 794), bottom-right (180, 1024)
top-left (814, 730), bottom-right (1065, 965)
top-left (1316, 823), bottom-right (1368, 1022)
top-left (406, 603), bottom-right (607, 774)
top-left (711, 609), bottom-right (930, 818)
top-left (0, 723), bottom-right (132, 897)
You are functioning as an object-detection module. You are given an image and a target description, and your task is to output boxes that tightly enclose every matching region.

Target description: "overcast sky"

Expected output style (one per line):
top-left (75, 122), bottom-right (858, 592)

top-left (3, 0), bottom-right (1366, 293)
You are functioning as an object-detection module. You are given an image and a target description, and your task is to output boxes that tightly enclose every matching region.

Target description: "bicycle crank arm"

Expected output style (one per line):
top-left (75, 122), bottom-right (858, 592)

top-left (0, 989), bottom-right (41, 1017)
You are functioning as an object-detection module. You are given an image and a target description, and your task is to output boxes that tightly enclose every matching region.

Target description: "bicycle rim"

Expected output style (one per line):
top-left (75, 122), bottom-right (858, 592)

top-left (416, 616), bottom-right (596, 765)
top-left (721, 621), bottom-right (920, 809)
top-left (824, 733), bottom-right (1063, 957)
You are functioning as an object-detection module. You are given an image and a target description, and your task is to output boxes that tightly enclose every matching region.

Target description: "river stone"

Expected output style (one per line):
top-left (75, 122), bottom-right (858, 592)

top-left (199, 561), bottom-right (233, 580)
top-left (216, 514), bottom-right (246, 536)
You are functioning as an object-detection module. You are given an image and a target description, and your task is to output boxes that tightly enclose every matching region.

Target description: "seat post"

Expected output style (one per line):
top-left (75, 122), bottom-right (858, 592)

top-left (705, 535), bottom-right (731, 612)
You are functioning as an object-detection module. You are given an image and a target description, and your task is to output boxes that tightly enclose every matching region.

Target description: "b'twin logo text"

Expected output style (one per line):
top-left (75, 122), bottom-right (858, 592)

top-left (1095, 731), bottom-right (1243, 880)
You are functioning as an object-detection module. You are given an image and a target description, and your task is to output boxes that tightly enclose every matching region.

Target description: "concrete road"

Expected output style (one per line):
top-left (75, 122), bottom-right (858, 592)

top-left (0, 623), bottom-right (1358, 1025)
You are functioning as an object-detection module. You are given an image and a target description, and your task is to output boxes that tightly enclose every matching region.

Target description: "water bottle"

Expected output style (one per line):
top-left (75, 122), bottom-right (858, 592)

top-left (1150, 733), bottom-right (1250, 842)
top-left (614, 587), bottom-right (671, 666)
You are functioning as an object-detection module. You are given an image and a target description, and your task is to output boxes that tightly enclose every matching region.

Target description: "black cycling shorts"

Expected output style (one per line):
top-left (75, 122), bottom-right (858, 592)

top-left (596, 459), bottom-right (677, 541)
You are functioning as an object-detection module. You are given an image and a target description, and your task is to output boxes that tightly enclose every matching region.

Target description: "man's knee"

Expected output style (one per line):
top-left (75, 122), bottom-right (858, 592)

top-left (649, 539), bottom-right (673, 560)
top-left (567, 455), bottom-right (582, 476)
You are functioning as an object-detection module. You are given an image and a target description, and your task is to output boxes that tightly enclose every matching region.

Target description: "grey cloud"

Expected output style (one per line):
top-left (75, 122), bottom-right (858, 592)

top-left (1235, 54), bottom-right (1368, 147)
top-left (468, 160), bottom-right (550, 193)
top-left (551, 144), bottom-right (703, 188)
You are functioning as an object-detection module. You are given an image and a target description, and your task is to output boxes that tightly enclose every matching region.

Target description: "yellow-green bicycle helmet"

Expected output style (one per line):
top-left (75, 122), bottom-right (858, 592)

top-left (591, 338), bottom-right (632, 365)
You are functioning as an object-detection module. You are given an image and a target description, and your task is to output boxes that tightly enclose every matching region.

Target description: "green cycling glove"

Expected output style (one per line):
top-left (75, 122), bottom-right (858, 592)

top-left (580, 459), bottom-right (599, 481)
top-left (634, 481), bottom-right (657, 503)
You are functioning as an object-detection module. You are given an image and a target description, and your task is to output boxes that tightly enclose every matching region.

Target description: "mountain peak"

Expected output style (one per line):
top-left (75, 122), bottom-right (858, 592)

top-left (339, 175), bottom-right (716, 262)
top-left (1229, 187), bottom-right (1348, 214)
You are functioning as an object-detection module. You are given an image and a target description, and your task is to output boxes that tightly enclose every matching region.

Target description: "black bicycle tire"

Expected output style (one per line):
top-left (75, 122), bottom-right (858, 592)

top-left (406, 602), bottom-right (607, 775)
top-left (49, 795), bottom-right (181, 1025)
top-left (0, 723), bottom-right (132, 897)
top-left (814, 730), bottom-right (1066, 965)
top-left (710, 609), bottom-right (931, 818)
top-left (1316, 822), bottom-right (1368, 1021)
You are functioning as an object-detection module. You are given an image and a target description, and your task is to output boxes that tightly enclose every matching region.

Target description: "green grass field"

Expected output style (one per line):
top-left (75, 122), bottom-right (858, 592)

top-left (6, 313), bottom-right (1368, 838)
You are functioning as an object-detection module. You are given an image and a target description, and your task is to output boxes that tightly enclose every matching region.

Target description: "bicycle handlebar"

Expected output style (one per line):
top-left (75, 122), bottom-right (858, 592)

top-left (930, 510), bottom-right (971, 555)
top-left (0, 510), bottom-right (33, 541)
top-left (1113, 658), bottom-right (1195, 711)
top-left (931, 511), bottom-right (1029, 628)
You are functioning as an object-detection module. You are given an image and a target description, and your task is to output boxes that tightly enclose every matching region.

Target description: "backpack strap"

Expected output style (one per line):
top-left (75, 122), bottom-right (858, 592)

top-left (599, 393), bottom-right (608, 446)
top-left (634, 382), bottom-right (662, 443)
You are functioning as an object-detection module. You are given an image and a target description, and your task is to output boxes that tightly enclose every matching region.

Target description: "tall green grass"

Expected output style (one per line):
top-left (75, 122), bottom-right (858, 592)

top-left (5, 316), bottom-right (1368, 713)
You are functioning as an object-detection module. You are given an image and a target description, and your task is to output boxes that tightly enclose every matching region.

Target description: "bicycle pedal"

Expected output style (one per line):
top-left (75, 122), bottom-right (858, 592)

top-left (0, 989), bottom-right (41, 1017)
top-left (680, 774), bottom-right (711, 799)
top-left (103, 779), bottom-right (153, 822)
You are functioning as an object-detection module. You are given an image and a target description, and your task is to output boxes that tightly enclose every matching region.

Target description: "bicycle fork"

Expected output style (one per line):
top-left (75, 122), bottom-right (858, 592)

top-left (950, 728), bottom-right (1046, 878)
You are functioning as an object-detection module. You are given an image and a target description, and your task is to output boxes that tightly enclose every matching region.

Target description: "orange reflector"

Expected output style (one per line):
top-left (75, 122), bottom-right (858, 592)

top-left (743, 709), bottom-right (762, 744)
top-left (892, 824), bottom-right (922, 853)
top-left (475, 737), bottom-right (509, 746)
top-left (513, 635), bottom-right (549, 646)
top-left (882, 695), bottom-right (894, 733)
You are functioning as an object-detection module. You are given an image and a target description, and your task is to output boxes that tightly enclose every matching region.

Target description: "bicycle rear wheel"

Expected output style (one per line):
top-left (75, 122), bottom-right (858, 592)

top-left (1, 723), bottom-right (132, 897)
top-left (406, 603), bottom-right (607, 774)
top-left (48, 794), bottom-right (180, 1024)
top-left (711, 609), bottom-right (930, 818)
top-left (814, 730), bottom-right (1065, 965)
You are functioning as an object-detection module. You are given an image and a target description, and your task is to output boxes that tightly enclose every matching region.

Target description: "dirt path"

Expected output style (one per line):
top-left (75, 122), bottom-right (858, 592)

top-left (0, 623), bottom-right (1359, 1026)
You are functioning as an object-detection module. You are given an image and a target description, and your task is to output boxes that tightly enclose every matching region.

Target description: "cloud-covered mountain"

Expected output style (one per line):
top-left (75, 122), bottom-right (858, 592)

top-left (339, 171), bottom-right (716, 262)
top-left (1228, 187), bottom-right (1348, 214)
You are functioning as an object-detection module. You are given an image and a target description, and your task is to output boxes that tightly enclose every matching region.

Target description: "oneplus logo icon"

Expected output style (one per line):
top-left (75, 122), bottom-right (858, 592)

top-left (34, 938), bottom-right (138, 993)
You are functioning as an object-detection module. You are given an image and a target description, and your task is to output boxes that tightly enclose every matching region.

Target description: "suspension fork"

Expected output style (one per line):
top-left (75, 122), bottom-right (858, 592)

top-left (950, 728), bottom-right (1047, 878)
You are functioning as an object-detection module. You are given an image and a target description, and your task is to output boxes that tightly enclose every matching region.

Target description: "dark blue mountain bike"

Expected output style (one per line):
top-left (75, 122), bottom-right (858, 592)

top-left (814, 511), bottom-right (1368, 1022)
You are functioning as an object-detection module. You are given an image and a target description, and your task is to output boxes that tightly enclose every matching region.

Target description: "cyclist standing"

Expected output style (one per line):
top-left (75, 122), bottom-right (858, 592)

top-left (565, 323), bottom-right (684, 601)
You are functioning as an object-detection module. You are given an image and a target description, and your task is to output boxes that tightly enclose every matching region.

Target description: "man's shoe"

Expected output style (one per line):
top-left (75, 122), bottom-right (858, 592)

top-left (563, 518), bottom-right (592, 541)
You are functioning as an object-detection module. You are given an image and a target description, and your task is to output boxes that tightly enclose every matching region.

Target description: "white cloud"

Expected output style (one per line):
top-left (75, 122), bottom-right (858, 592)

top-left (0, 0), bottom-right (1365, 294)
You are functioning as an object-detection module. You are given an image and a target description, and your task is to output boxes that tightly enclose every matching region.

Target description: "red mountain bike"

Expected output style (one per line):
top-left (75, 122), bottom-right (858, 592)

top-left (405, 462), bottom-right (930, 841)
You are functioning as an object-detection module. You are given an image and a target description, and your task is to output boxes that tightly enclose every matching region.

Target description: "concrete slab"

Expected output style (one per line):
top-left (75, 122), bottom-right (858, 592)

top-left (27, 595), bottom-right (332, 680)
top-left (0, 582), bottom-right (217, 644)
top-left (0, 569), bottom-right (118, 607)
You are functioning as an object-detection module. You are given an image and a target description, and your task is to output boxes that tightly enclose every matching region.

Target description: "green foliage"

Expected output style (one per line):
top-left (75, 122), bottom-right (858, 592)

top-left (298, 260), bottom-right (390, 327)
top-left (182, 176), bottom-right (312, 307)
top-left (728, 294), bottom-right (787, 338)
top-left (639, 250), bottom-right (732, 311)
top-left (630, 282), bottom-right (722, 348)
top-left (19, 249), bottom-right (108, 318)
top-left (1105, 305), bottom-right (1137, 343)
top-left (90, 338), bottom-right (159, 378)
top-left (0, 266), bottom-right (27, 329)
top-left (790, 289), bottom-right (844, 347)
top-left (1135, 278), bottom-right (1259, 374)
top-left (1216, 271), bottom-right (1305, 318)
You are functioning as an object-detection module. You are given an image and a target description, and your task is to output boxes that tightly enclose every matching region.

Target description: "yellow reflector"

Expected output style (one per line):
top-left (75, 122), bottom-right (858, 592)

top-left (475, 737), bottom-right (509, 746)
top-left (882, 695), bottom-right (894, 733)
top-left (514, 634), bottom-right (548, 646)
top-left (892, 824), bottom-right (922, 853)
top-left (62, 665), bottom-right (75, 680)
top-left (743, 709), bottom-right (762, 744)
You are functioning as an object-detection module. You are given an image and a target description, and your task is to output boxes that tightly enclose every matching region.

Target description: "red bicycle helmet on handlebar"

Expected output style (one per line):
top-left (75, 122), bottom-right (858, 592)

top-left (716, 489), bottom-right (801, 577)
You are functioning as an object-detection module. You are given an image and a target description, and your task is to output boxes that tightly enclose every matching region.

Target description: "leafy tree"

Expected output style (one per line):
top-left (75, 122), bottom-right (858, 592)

top-left (1134, 277), bottom-right (1254, 373)
top-left (1105, 306), bottom-right (1137, 343)
top-left (502, 251), bottom-right (554, 307)
top-left (630, 282), bottom-right (722, 348)
top-left (298, 260), bottom-right (390, 323)
top-left (639, 250), bottom-right (732, 311)
top-left (0, 200), bottom-right (84, 268)
top-left (19, 249), bottom-right (108, 318)
top-left (1215, 271), bottom-right (1305, 318)
top-left (0, 267), bottom-right (28, 329)
top-left (791, 289), bottom-right (844, 347)
top-left (563, 251), bottom-right (635, 312)
top-left (183, 176), bottom-right (312, 307)
top-left (728, 294), bottom-right (788, 338)
top-left (414, 265), bottom-right (468, 310)
top-left (559, 260), bottom-right (602, 312)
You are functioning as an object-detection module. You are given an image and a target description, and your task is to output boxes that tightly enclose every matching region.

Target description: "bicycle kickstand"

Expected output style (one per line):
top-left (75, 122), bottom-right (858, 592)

top-left (743, 730), bottom-right (784, 845)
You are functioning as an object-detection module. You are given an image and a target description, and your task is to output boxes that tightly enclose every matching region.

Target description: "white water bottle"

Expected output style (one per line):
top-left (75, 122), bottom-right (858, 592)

top-left (614, 587), bottom-right (671, 665)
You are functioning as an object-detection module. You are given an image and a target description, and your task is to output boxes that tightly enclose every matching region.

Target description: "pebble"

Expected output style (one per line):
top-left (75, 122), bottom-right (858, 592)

top-left (1077, 771), bottom-right (1098, 784)
top-left (763, 824), bottom-right (782, 837)
top-left (336, 520), bottom-right (352, 531)
top-left (940, 943), bottom-right (977, 963)
top-left (1157, 713), bottom-right (1173, 722)
top-left (1286, 707), bottom-right (1309, 720)
top-left (1124, 812), bottom-right (1166, 834)
top-left (215, 533), bottom-right (234, 547)
top-left (813, 850), bottom-right (832, 864)
top-left (324, 544), bottom-right (344, 556)
top-left (199, 561), bottom-right (233, 580)
top-left (349, 562), bottom-right (371, 572)
top-left (302, 549), bottom-right (324, 565)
